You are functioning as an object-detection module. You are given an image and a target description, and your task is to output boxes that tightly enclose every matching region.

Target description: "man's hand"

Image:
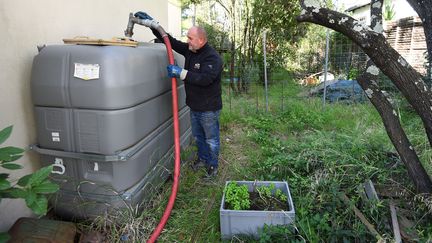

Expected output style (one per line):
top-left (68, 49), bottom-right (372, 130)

top-left (167, 65), bottom-right (188, 80)
top-left (133, 11), bottom-right (160, 29)
top-left (134, 11), bottom-right (154, 21)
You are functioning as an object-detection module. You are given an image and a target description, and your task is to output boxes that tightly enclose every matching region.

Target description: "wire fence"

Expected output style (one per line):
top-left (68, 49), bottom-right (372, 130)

top-left (222, 34), bottom-right (431, 114)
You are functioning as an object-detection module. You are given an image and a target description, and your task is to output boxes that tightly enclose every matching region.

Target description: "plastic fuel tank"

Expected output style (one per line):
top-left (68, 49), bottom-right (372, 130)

top-left (30, 43), bottom-right (192, 219)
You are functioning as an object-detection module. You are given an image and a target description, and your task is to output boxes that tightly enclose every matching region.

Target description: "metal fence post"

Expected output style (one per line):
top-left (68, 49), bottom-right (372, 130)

top-left (263, 29), bottom-right (269, 112)
top-left (323, 29), bottom-right (330, 109)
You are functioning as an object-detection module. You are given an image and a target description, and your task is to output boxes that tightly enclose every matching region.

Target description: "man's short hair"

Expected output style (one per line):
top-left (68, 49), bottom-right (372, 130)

top-left (195, 26), bottom-right (208, 41)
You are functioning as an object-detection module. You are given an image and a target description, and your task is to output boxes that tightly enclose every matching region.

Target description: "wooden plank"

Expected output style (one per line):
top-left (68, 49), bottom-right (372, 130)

top-left (363, 180), bottom-right (379, 201)
top-left (340, 193), bottom-right (382, 240)
top-left (63, 36), bottom-right (138, 47)
top-left (389, 201), bottom-right (402, 243)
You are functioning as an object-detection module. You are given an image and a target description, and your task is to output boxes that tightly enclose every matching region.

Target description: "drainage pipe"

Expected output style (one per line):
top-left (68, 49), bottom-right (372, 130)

top-left (125, 14), bottom-right (181, 243)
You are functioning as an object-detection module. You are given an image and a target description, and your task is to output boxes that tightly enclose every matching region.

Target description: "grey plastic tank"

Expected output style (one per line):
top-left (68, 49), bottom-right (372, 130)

top-left (30, 43), bottom-right (192, 219)
top-left (36, 107), bottom-right (191, 193)
top-left (31, 43), bottom-right (182, 109)
top-left (32, 44), bottom-right (186, 154)
top-left (34, 86), bottom-right (186, 154)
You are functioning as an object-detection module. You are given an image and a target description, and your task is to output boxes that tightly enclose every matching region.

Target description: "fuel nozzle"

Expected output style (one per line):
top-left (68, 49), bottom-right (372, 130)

top-left (125, 13), bottom-right (136, 38)
top-left (124, 12), bottom-right (162, 38)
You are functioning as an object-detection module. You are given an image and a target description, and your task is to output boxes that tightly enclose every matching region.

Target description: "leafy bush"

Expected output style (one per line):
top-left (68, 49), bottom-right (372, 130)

top-left (0, 126), bottom-right (59, 241)
top-left (0, 126), bottom-right (59, 214)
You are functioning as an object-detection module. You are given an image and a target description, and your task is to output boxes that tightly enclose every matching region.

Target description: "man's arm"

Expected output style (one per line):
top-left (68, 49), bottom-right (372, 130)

top-left (134, 12), bottom-right (189, 55)
top-left (150, 29), bottom-right (189, 56)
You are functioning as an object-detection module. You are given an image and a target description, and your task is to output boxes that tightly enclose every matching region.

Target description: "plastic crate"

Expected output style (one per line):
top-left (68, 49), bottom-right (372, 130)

top-left (220, 181), bottom-right (295, 239)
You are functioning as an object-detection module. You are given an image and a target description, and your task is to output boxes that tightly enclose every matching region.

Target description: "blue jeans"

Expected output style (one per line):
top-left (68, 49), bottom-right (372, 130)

top-left (190, 109), bottom-right (220, 168)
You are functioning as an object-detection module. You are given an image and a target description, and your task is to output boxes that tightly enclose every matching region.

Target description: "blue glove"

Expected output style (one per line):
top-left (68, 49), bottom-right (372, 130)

top-left (134, 11), bottom-right (154, 20)
top-left (167, 65), bottom-right (183, 78)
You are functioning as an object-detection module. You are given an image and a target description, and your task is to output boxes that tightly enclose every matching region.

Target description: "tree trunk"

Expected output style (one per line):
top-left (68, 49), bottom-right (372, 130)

top-left (357, 65), bottom-right (432, 193)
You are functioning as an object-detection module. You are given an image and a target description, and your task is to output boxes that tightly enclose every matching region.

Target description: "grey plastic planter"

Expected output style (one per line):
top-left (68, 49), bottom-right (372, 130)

top-left (220, 181), bottom-right (295, 239)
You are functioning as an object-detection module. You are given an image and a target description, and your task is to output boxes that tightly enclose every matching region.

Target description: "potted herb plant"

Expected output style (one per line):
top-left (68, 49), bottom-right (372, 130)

top-left (220, 180), bottom-right (295, 239)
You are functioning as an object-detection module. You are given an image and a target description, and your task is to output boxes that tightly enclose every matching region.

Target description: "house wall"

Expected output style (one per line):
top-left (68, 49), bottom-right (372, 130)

top-left (168, 0), bottom-right (182, 39)
top-left (351, 5), bottom-right (371, 25)
top-left (348, 0), bottom-right (418, 25)
top-left (391, 0), bottom-right (417, 20)
top-left (384, 16), bottom-right (427, 75)
top-left (0, 0), bottom-right (180, 232)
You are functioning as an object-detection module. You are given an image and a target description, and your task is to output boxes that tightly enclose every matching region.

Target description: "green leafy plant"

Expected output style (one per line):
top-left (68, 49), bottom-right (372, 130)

top-left (224, 182), bottom-right (250, 210)
top-left (275, 188), bottom-right (288, 202)
top-left (225, 182), bottom-right (290, 211)
top-left (0, 126), bottom-right (59, 241)
top-left (348, 67), bottom-right (359, 80)
top-left (257, 183), bottom-right (274, 199)
top-left (253, 183), bottom-right (290, 211)
top-left (0, 126), bottom-right (59, 214)
top-left (383, 0), bottom-right (396, 21)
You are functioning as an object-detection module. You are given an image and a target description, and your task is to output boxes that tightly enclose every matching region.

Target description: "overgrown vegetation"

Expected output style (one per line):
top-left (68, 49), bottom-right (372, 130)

top-left (79, 73), bottom-right (431, 242)
top-left (219, 77), bottom-right (432, 241)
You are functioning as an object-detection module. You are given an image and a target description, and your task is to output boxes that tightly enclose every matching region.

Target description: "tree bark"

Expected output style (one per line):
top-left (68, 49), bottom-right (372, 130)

top-left (297, 0), bottom-right (432, 193)
top-left (358, 65), bottom-right (432, 193)
top-left (297, 2), bottom-right (432, 147)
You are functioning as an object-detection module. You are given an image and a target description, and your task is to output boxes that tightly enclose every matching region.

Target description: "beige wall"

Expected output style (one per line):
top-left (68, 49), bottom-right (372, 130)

top-left (0, 0), bottom-right (180, 232)
top-left (168, 0), bottom-right (182, 39)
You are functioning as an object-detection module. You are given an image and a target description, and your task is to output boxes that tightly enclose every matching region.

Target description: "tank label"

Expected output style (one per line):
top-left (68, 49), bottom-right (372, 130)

top-left (51, 132), bottom-right (60, 142)
top-left (74, 63), bottom-right (100, 80)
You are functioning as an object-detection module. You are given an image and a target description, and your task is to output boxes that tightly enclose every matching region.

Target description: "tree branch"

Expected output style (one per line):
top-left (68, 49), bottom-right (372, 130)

top-left (297, 0), bottom-right (432, 147)
top-left (297, 0), bottom-right (432, 193)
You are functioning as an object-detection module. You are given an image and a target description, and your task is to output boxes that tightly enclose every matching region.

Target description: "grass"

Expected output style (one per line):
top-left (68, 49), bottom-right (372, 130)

top-left (78, 74), bottom-right (432, 242)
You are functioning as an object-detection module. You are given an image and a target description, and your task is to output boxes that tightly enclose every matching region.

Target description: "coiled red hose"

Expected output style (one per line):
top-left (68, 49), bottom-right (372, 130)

top-left (147, 35), bottom-right (181, 243)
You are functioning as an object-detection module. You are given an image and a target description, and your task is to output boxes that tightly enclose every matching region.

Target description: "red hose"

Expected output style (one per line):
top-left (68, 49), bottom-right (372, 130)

top-left (147, 35), bottom-right (181, 242)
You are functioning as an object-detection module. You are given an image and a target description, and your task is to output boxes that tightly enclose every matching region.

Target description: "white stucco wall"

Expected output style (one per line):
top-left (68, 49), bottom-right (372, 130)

top-left (0, 0), bottom-right (180, 232)
top-left (168, 0), bottom-right (182, 39)
top-left (392, 0), bottom-right (417, 19)
top-left (347, 0), bottom-right (418, 24)
top-left (352, 5), bottom-right (371, 25)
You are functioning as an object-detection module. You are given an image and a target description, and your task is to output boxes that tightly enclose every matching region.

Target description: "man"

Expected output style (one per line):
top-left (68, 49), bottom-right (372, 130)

top-left (135, 12), bottom-right (223, 178)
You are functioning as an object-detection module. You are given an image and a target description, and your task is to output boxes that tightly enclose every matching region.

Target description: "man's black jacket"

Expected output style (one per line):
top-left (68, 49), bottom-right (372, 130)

top-left (152, 29), bottom-right (223, 112)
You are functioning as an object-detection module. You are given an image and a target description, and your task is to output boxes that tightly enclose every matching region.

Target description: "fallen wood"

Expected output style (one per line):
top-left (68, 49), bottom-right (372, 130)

top-left (397, 210), bottom-right (420, 241)
top-left (389, 201), bottom-right (402, 243)
top-left (340, 193), bottom-right (383, 240)
top-left (363, 179), bottom-right (379, 201)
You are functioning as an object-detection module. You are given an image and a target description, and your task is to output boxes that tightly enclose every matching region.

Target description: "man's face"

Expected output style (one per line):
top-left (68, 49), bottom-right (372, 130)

top-left (187, 28), bottom-right (204, 52)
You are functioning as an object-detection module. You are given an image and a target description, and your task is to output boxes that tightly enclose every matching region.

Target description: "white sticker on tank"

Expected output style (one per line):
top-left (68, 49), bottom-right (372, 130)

top-left (94, 162), bottom-right (99, 171)
top-left (74, 63), bottom-right (100, 80)
top-left (52, 132), bottom-right (60, 142)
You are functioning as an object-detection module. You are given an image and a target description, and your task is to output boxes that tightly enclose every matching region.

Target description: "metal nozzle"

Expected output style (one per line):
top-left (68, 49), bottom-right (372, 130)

top-left (124, 12), bottom-right (165, 38)
top-left (125, 13), bottom-right (136, 37)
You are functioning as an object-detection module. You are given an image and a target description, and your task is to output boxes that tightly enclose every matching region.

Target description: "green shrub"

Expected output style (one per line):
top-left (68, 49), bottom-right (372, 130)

top-left (0, 126), bottom-right (59, 242)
